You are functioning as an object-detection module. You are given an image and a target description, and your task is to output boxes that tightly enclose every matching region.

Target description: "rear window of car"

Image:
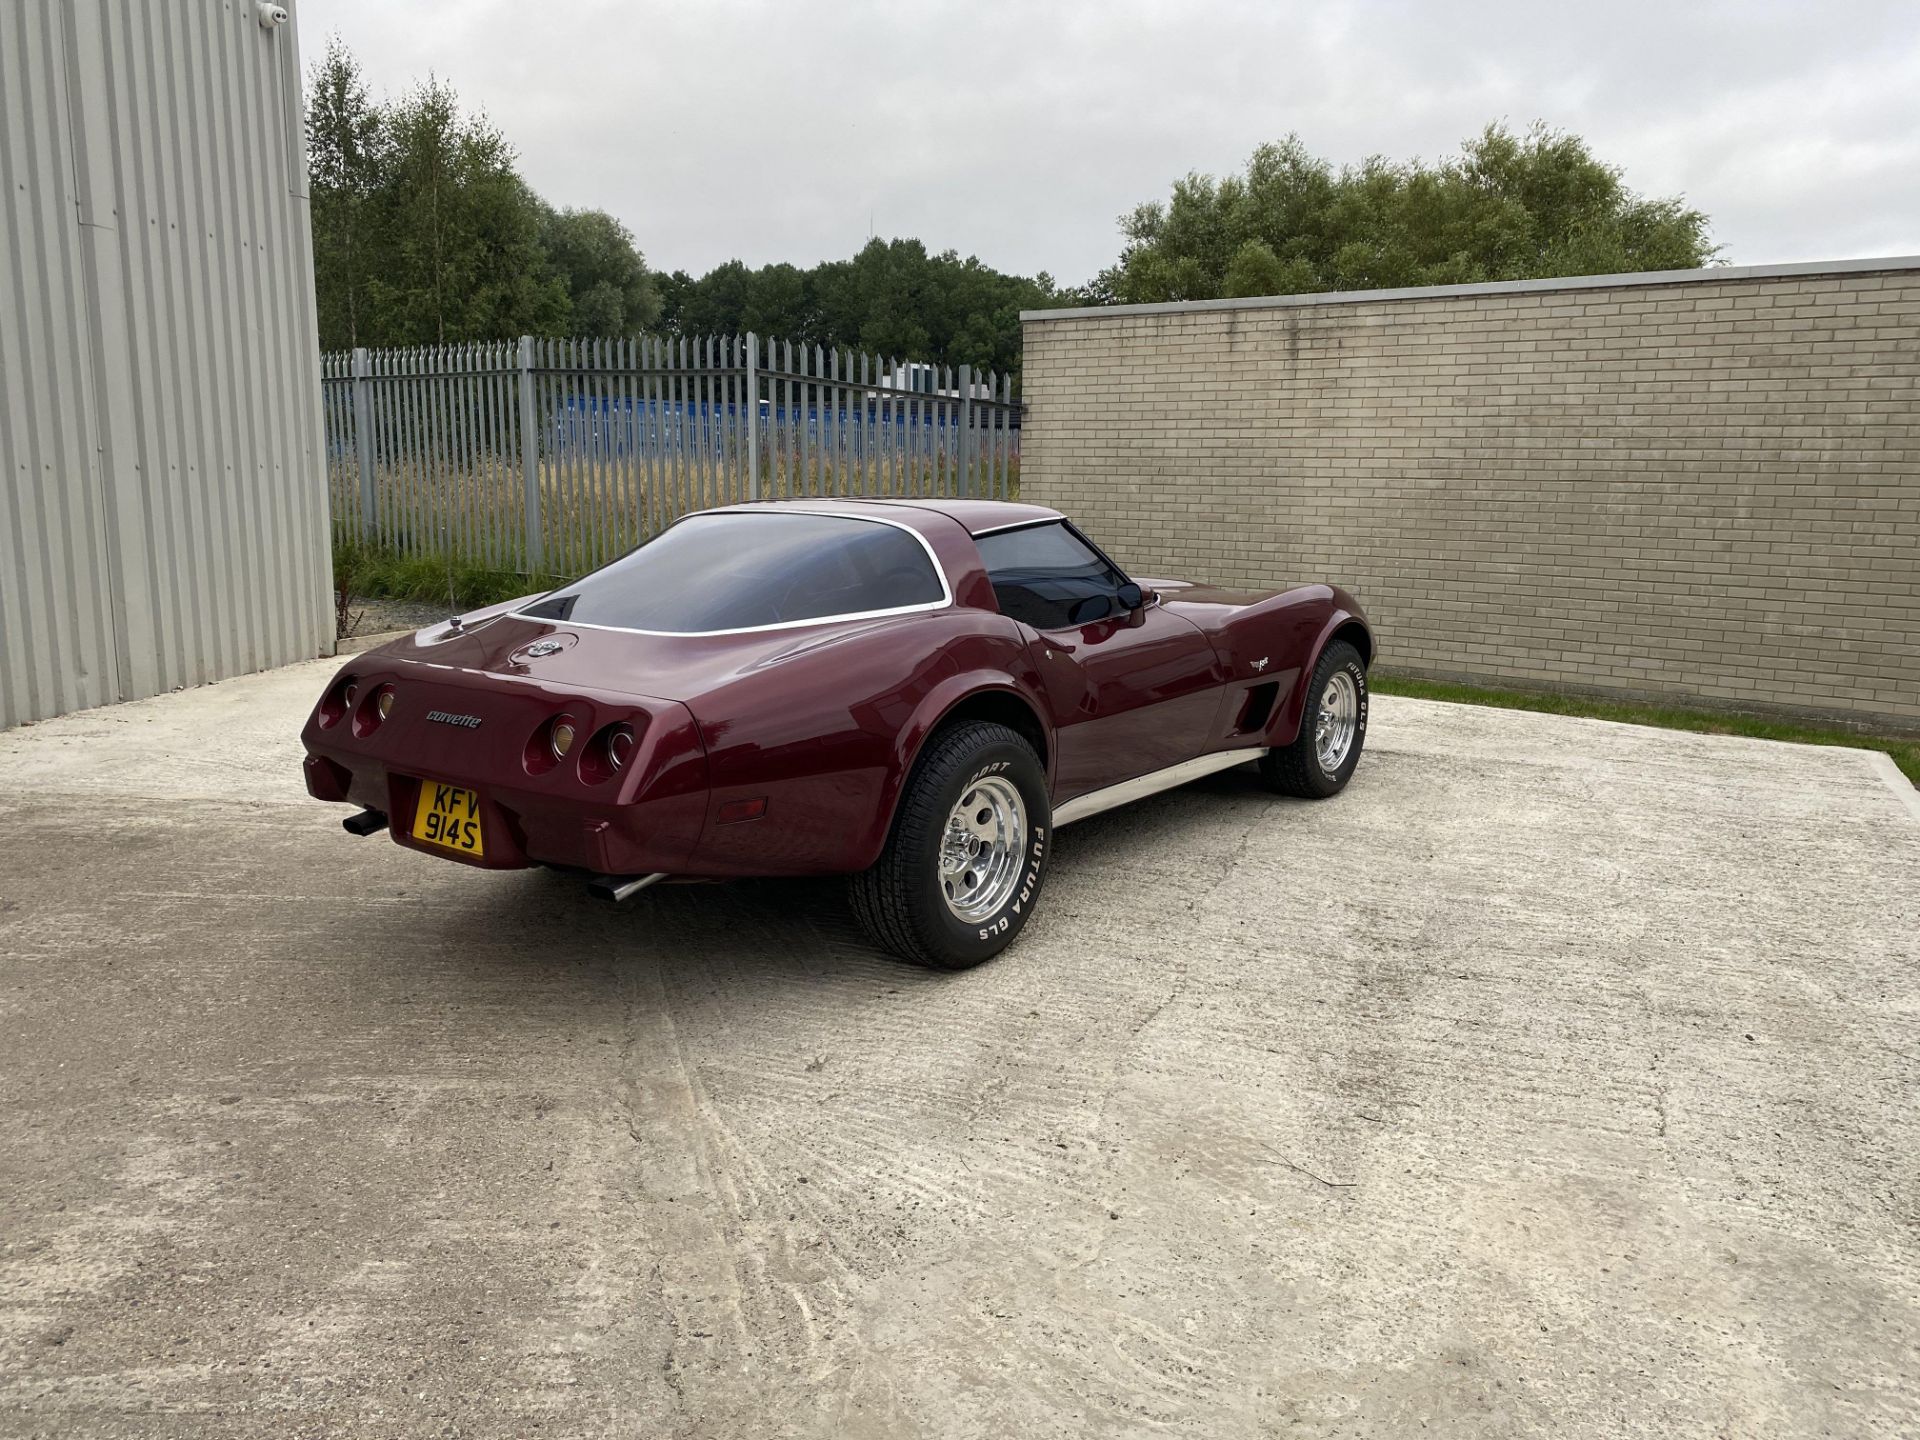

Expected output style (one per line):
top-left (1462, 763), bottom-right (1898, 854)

top-left (518, 512), bottom-right (947, 633)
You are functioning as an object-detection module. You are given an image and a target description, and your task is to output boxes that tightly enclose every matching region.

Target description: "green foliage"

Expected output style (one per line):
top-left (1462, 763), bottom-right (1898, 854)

top-left (306, 36), bottom-right (386, 349)
top-left (333, 537), bottom-right (567, 612)
top-left (657, 238), bottom-right (1060, 383)
top-left (1221, 240), bottom-right (1313, 299)
top-left (1099, 124), bottom-right (1718, 304)
top-left (370, 78), bottom-right (568, 345)
top-left (306, 39), bottom-right (647, 349)
top-left (539, 206), bottom-right (662, 338)
top-left (1372, 674), bottom-right (1919, 787)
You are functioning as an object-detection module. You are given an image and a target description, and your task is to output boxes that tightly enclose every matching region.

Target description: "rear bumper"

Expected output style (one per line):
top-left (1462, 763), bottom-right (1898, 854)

top-left (305, 751), bottom-right (708, 874)
top-left (301, 698), bottom-right (711, 876)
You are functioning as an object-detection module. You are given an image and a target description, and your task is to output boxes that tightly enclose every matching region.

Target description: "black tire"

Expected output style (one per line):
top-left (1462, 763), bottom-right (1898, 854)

top-left (1260, 641), bottom-right (1368, 799)
top-left (849, 721), bottom-right (1051, 970)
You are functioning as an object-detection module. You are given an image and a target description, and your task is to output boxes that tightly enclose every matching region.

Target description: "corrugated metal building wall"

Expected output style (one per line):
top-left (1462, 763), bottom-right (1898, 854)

top-left (1, 0), bottom-right (331, 729)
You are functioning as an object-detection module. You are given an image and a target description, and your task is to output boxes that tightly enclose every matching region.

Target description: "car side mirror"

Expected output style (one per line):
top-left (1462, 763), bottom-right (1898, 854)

top-left (1116, 581), bottom-right (1146, 627)
top-left (1068, 593), bottom-right (1115, 625)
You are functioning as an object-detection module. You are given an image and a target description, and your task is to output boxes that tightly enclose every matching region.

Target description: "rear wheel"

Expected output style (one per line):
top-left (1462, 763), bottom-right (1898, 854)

top-left (849, 721), bottom-right (1050, 970)
top-left (1260, 641), bottom-right (1367, 798)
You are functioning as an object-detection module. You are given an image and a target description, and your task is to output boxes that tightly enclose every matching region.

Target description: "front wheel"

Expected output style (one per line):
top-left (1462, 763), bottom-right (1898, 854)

top-left (849, 721), bottom-right (1051, 970)
top-left (1260, 641), bottom-right (1368, 798)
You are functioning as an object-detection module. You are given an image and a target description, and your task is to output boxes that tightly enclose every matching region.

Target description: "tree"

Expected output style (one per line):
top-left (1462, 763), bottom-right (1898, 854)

top-left (653, 269), bottom-right (698, 333)
top-left (660, 238), bottom-right (1057, 382)
top-left (740, 263), bottom-right (811, 339)
top-left (307, 44), bottom-right (570, 348)
top-left (305, 36), bottom-right (386, 350)
top-left (1104, 124), bottom-right (1716, 304)
top-left (370, 78), bottom-right (567, 344)
top-left (672, 258), bottom-right (754, 338)
top-left (539, 206), bottom-right (661, 337)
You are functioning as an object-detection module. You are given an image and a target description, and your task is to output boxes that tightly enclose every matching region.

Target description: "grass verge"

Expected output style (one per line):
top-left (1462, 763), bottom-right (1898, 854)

top-left (1373, 673), bottom-right (1920, 787)
top-left (334, 539), bottom-right (568, 615)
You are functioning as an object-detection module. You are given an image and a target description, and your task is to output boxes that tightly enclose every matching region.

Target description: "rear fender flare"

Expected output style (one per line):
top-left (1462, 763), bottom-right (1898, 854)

top-left (860, 673), bottom-right (1054, 872)
top-left (1269, 609), bottom-right (1372, 746)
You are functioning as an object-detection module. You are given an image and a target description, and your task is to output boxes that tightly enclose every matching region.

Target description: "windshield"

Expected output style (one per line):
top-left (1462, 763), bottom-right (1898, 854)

top-left (518, 511), bottom-right (948, 633)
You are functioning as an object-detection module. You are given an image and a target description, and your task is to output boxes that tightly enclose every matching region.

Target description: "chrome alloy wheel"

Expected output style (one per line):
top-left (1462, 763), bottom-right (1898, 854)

top-left (1315, 670), bottom-right (1359, 775)
top-left (937, 776), bottom-right (1027, 923)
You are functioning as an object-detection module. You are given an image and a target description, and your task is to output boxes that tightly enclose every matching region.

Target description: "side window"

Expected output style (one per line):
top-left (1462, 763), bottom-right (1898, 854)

top-left (975, 522), bottom-right (1127, 630)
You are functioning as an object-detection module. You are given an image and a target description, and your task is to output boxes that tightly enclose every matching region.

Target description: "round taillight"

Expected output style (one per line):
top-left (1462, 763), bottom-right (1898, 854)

top-left (577, 721), bottom-right (642, 785)
top-left (352, 683), bottom-right (396, 738)
top-left (606, 725), bottom-right (635, 771)
top-left (317, 673), bottom-right (358, 728)
top-left (524, 714), bottom-right (580, 775)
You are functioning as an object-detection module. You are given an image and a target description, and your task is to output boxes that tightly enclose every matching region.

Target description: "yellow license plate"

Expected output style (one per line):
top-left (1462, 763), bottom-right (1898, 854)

top-left (412, 780), bottom-right (485, 856)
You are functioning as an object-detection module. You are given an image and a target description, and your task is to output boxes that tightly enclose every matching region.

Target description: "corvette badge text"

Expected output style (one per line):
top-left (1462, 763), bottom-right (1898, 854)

top-left (427, 711), bottom-right (484, 729)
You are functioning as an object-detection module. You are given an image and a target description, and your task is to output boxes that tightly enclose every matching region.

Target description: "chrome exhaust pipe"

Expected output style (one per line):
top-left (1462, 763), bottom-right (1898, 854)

top-left (586, 872), bottom-right (668, 904)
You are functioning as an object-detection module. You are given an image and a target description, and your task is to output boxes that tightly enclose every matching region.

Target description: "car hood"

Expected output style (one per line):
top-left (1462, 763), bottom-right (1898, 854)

top-left (369, 609), bottom-right (938, 704)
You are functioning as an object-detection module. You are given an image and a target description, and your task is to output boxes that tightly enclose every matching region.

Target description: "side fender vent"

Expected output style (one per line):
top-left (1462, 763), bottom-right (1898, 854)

top-left (1235, 681), bottom-right (1280, 735)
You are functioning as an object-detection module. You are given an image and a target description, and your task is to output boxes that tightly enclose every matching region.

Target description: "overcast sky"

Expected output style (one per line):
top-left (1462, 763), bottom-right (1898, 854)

top-left (297, 0), bottom-right (1920, 286)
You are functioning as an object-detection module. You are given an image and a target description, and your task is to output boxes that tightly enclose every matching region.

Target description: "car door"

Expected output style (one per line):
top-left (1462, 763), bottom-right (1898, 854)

top-left (975, 521), bottom-right (1224, 803)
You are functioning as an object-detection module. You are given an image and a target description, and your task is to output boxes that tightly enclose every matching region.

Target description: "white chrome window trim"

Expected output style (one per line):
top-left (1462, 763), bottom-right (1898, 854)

top-left (508, 508), bottom-right (954, 638)
top-left (969, 516), bottom-right (1062, 538)
top-left (1051, 749), bottom-right (1262, 827)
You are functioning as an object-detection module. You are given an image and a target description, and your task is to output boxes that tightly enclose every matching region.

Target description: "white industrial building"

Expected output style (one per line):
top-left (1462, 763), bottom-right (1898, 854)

top-left (1, 1), bottom-right (331, 728)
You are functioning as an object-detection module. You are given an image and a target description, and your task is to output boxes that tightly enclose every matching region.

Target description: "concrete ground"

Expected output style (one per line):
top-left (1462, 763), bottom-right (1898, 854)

top-left (1, 659), bottom-right (1916, 1440)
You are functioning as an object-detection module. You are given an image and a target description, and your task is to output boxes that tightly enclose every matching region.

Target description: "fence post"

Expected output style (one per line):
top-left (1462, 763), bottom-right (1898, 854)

top-left (958, 364), bottom-right (973, 498)
top-left (517, 335), bottom-right (543, 572)
top-left (350, 346), bottom-right (375, 539)
top-left (744, 332), bottom-right (759, 500)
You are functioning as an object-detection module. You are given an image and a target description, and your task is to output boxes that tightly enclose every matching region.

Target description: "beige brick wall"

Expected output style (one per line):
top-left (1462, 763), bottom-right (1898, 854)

top-left (1021, 262), bottom-right (1920, 730)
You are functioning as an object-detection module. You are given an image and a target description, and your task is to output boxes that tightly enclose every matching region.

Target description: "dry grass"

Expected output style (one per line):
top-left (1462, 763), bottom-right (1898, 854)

top-left (328, 453), bottom-right (1020, 577)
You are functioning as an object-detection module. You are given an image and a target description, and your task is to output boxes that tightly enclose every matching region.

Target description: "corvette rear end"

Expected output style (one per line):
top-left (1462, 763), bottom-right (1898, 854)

top-left (300, 613), bottom-right (711, 889)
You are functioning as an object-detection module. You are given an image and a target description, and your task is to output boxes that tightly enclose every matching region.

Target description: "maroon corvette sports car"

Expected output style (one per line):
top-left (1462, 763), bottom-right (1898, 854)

top-left (302, 500), bottom-right (1372, 968)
